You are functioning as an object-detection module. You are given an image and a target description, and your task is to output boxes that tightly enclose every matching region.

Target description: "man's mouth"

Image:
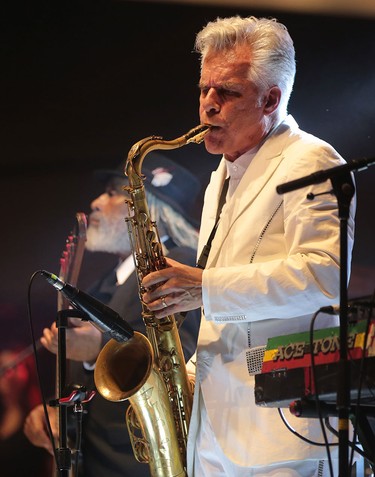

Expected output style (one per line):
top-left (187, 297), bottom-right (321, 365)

top-left (206, 124), bottom-right (220, 131)
top-left (88, 216), bottom-right (100, 227)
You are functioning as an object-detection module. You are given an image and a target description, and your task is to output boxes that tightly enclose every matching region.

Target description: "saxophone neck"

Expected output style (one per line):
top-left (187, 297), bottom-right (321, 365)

top-left (125, 124), bottom-right (210, 188)
top-left (125, 135), bottom-right (163, 189)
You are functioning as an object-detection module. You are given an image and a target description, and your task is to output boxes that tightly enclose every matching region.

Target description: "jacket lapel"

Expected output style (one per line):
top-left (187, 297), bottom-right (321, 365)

top-left (197, 161), bottom-right (227, 255)
top-left (206, 117), bottom-right (296, 267)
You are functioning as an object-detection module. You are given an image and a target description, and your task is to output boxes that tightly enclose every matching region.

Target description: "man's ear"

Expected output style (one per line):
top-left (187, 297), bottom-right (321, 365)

top-left (263, 86), bottom-right (281, 115)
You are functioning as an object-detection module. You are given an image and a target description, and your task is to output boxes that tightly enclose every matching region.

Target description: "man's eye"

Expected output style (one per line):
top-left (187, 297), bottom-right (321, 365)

top-left (219, 88), bottom-right (238, 97)
top-left (200, 87), bottom-right (239, 99)
top-left (107, 189), bottom-right (117, 197)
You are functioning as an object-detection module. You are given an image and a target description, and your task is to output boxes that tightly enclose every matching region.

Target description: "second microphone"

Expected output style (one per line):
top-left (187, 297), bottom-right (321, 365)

top-left (41, 270), bottom-right (134, 343)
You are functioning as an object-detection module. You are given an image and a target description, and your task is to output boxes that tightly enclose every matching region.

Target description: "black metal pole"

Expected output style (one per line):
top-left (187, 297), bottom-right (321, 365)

top-left (55, 309), bottom-right (72, 477)
top-left (277, 164), bottom-right (357, 476)
top-left (326, 173), bottom-right (355, 477)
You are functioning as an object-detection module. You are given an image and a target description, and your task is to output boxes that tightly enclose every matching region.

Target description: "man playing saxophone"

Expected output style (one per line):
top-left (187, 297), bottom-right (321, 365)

top-left (24, 153), bottom-right (201, 477)
top-left (142, 16), bottom-right (356, 477)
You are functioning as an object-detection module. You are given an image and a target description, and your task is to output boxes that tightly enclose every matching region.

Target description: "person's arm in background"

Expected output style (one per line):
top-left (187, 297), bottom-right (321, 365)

top-left (24, 403), bottom-right (57, 455)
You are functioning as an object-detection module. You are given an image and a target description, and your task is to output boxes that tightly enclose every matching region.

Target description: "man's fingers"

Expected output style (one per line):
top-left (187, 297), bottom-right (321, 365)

top-left (142, 268), bottom-right (172, 289)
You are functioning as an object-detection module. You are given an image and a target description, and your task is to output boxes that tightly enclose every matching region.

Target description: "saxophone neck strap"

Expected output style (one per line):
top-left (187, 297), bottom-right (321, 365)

top-left (196, 177), bottom-right (229, 270)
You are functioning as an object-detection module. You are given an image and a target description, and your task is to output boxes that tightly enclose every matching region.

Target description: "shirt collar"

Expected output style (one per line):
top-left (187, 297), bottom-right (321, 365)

top-left (225, 145), bottom-right (259, 180)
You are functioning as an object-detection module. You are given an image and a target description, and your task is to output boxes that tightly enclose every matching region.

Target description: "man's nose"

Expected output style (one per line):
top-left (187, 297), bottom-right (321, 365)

top-left (201, 89), bottom-right (220, 115)
top-left (90, 193), bottom-right (107, 211)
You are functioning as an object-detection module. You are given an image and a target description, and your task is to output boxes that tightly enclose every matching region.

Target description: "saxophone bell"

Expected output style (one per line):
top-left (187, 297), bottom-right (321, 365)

top-left (94, 332), bottom-right (153, 402)
top-left (95, 332), bottom-right (187, 476)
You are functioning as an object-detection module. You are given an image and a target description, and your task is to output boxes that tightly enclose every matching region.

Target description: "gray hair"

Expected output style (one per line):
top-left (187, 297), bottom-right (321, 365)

top-left (195, 16), bottom-right (296, 119)
top-left (146, 190), bottom-right (199, 251)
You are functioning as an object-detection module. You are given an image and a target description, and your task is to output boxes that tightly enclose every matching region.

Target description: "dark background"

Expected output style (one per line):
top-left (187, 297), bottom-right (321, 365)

top-left (1, 0), bottom-right (374, 370)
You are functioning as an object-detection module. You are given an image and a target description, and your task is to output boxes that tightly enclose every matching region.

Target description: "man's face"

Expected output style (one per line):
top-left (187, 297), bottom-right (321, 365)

top-left (199, 43), bottom-right (278, 162)
top-left (86, 177), bottom-right (132, 257)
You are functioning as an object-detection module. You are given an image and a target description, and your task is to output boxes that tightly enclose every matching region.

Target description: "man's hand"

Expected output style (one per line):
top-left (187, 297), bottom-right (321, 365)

top-left (142, 258), bottom-right (203, 318)
top-left (24, 404), bottom-right (57, 455)
top-left (41, 318), bottom-right (102, 362)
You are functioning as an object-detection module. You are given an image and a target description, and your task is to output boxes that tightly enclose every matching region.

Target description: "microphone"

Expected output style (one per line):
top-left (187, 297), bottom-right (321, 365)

top-left (41, 270), bottom-right (134, 343)
top-left (276, 156), bottom-right (375, 195)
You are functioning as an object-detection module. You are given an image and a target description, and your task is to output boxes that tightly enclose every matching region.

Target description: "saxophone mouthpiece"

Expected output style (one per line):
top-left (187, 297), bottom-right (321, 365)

top-left (185, 124), bottom-right (211, 144)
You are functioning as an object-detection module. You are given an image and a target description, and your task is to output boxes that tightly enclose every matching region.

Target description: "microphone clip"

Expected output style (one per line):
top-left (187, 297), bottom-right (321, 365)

top-left (49, 384), bottom-right (96, 410)
top-left (306, 189), bottom-right (333, 201)
top-left (55, 308), bottom-right (88, 332)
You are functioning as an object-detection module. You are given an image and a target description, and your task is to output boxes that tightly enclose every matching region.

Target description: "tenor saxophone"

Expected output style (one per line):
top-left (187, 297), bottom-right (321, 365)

top-left (94, 124), bottom-right (210, 477)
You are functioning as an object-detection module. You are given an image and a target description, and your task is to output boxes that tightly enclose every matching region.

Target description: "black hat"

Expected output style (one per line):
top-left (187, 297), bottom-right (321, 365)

top-left (94, 152), bottom-right (201, 228)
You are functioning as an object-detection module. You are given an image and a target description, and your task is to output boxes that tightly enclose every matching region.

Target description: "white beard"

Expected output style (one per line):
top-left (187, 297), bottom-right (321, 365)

top-left (85, 211), bottom-right (132, 256)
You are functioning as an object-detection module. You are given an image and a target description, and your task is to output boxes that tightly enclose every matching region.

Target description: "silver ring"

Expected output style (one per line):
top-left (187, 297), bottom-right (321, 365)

top-left (161, 296), bottom-right (168, 308)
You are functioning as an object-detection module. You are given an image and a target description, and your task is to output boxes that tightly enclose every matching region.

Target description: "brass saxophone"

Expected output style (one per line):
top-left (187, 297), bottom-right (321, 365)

top-left (94, 124), bottom-right (210, 477)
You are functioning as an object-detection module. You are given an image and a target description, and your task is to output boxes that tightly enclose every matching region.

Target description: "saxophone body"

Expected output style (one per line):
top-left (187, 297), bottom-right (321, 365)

top-left (94, 124), bottom-right (210, 477)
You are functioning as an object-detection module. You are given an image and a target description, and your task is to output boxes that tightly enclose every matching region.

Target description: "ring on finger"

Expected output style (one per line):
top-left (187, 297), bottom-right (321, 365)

top-left (161, 296), bottom-right (168, 308)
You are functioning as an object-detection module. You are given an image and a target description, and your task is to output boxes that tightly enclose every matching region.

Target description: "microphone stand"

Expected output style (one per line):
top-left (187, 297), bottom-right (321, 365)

top-left (330, 172), bottom-right (355, 477)
top-left (53, 308), bottom-right (74, 476)
top-left (277, 164), bottom-right (358, 476)
top-left (51, 308), bottom-right (92, 477)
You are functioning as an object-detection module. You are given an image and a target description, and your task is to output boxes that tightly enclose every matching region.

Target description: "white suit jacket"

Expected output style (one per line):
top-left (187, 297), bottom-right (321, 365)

top-left (187, 116), bottom-right (356, 469)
